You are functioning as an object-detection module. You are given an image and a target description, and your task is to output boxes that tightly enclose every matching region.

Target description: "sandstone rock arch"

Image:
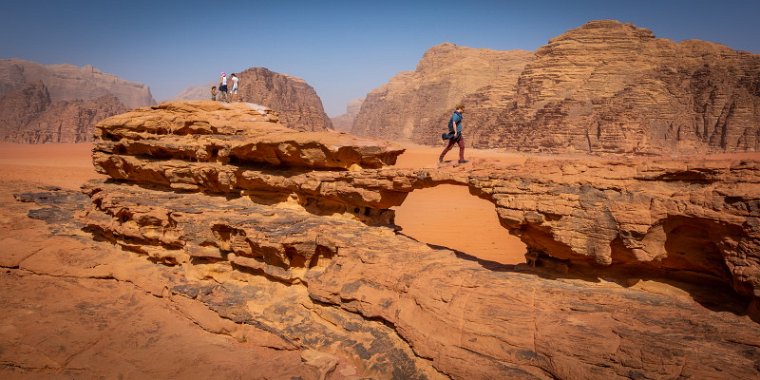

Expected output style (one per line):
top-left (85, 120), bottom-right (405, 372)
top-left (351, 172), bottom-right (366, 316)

top-left (90, 101), bottom-right (760, 318)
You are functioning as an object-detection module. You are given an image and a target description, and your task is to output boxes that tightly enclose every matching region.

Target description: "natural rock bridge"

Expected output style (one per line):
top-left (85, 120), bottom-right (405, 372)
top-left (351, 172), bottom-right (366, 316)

top-left (81, 101), bottom-right (760, 378)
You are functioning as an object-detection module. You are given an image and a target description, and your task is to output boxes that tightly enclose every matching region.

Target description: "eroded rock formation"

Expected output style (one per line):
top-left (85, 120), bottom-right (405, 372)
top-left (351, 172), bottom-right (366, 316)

top-left (353, 20), bottom-right (760, 154)
top-left (0, 81), bottom-right (128, 143)
top-left (0, 59), bottom-right (154, 143)
top-left (485, 20), bottom-right (760, 154)
top-left (75, 101), bottom-right (760, 378)
top-left (236, 67), bottom-right (333, 131)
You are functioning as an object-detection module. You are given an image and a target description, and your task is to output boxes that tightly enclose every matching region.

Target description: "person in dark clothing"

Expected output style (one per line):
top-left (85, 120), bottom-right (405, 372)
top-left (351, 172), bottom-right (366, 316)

top-left (439, 104), bottom-right (467, 164)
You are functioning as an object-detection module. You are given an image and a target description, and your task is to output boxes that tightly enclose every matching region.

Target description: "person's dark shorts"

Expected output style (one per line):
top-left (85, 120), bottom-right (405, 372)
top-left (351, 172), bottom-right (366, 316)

top-left (220, 85), bottom-right (228, 93)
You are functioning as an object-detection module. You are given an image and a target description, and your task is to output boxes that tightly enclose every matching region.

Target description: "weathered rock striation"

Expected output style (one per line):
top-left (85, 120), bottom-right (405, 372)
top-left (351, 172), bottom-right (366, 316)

top-left (485, 20), bottom-right (760, 154)
top-left (0, 81), bottom-right (128, 143)
top-left (236, 67), bottom-right (333, 131)
top-left (352, 43), bottom-right (533, 143)
top-left (78, 101), bottom-right (760, 378)
top-left (354, 21), bottom-right (760, 154)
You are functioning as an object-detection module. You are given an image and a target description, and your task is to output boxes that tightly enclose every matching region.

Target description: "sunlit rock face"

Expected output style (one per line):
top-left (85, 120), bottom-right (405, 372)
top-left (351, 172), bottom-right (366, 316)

top-left (236, 67), bottom-right (333, 131)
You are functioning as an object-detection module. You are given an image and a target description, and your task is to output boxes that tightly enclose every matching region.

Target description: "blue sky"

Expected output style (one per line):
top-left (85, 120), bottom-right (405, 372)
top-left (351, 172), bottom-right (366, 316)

top-left (2, 0), bottom-right (759, 116)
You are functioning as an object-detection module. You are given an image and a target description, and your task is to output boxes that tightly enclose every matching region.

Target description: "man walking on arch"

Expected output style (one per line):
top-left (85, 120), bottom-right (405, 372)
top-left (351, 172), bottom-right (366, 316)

top-left (439, 104), bottom-right (468, 164)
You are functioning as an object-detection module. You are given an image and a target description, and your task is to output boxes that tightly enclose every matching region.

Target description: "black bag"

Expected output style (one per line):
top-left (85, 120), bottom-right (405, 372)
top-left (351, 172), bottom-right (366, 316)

top-left (441, 131), bottom-right (455, 140)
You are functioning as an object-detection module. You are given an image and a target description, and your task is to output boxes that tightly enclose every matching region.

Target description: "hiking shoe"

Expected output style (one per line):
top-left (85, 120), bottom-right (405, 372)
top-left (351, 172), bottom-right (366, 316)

top-left (458, 160), bottom-right (469, 164)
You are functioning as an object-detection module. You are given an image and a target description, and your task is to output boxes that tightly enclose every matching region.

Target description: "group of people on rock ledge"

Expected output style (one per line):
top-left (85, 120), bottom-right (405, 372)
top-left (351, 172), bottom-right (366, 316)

top-left (210, 72), bottom-right (239, 102)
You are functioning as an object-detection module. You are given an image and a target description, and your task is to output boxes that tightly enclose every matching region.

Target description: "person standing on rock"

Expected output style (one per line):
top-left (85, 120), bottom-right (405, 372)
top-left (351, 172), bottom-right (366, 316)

top-left (219, 72), bottom-right (229, 102)
top-left (230, 73), bottom-right (240, 102)
top-left (439, 104), bottom-right (467, 164)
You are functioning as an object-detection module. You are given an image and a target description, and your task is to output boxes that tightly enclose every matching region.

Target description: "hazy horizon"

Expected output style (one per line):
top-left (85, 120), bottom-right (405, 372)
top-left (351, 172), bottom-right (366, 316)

top-left (2, 0), bottom-right (759, 117)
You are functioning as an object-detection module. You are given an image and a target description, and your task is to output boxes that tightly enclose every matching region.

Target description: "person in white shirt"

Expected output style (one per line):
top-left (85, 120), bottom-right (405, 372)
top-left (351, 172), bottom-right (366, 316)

top-left (230, 73), bottom-right (240, 102)
top-left (219, 72), bottom-right (229, 102)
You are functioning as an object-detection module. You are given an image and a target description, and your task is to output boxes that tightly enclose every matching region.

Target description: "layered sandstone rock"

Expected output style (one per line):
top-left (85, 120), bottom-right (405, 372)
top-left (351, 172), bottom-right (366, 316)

top-left (79, 180), bottom-right (760, 379)
top-left (78, 102), bottom-right (760, 378)
top-left (0, 82), bottom-right (128, 143)
top-left (351, 43), bottom-right (533, 143)
top-left (330, 97), bottom-right (364, 132)
top-left (0, 59), bottom-right (155, 108)
top-left (354, 21), bottom-right (760, 154)
top-left (92, 101), bottom-right (760, 302)
top-left (235, 67), bottom-right (333, 131)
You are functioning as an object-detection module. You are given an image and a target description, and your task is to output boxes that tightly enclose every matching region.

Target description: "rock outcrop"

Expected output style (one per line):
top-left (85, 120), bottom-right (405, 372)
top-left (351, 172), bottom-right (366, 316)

top-left (0, 59), bottom-right (155, 109)
top-left (352, 43), bottom-right (533, 143)
top-left (235, 67), bottom-right (333, 131)
top-left (75, 101), bottom-right (760, 378)
top-left (0, 81), bottom-right (128, 143)
top-left (330, 97), bottom-right (364, 132)
top-left (353, 21), bottom-right (760, 154)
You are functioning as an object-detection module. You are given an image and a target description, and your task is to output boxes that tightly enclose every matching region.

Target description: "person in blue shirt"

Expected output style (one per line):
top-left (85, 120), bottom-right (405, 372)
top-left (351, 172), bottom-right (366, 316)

top-left (439, 105), bottom-right (468, 164)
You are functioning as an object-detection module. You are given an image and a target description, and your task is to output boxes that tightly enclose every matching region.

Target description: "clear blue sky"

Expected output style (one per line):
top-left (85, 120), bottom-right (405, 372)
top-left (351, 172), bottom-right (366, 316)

top-left (2, 0), bottom-right (759, 116)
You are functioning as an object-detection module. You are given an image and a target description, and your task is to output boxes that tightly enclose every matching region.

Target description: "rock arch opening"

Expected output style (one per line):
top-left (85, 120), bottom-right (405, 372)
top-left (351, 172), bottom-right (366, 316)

top-left (393, 184), bottom-right (527, 265)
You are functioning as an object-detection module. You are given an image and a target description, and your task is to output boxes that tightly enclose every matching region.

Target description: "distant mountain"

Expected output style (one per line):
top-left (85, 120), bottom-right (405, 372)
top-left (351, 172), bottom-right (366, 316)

top-left (0, 59), bottom-right (152, 143)
top-left (352, 20), bottom-right (760, 154)
top-left (330, 97), bottom-right (364, 132)
top-left (172, 82), bottom-right (214, 101)
top-left (0, 81), bottom-right (127, 143)
top-left (351, 43), bottom-right (533, 143)
top-left (0, 59), bottom-right (155, 109)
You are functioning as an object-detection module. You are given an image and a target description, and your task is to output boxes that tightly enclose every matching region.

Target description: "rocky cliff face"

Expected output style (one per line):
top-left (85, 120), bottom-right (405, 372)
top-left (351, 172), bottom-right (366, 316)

top-left (0, 81), bottom-right (127, 143)
top-left (235, 67), bottom-right (333, 131)
top-left (0, 59), bottom-right (155, 109)
top-left (352, 43), bottom-right (533, 143)
top-left (330, 97), bottom-right (364, 132)
top-left (485, 20), bottom-right (760, 153)
top-left (72, 101), bottom-right (760, 379)
top-left (354, 21), bottom-right (760, 154)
